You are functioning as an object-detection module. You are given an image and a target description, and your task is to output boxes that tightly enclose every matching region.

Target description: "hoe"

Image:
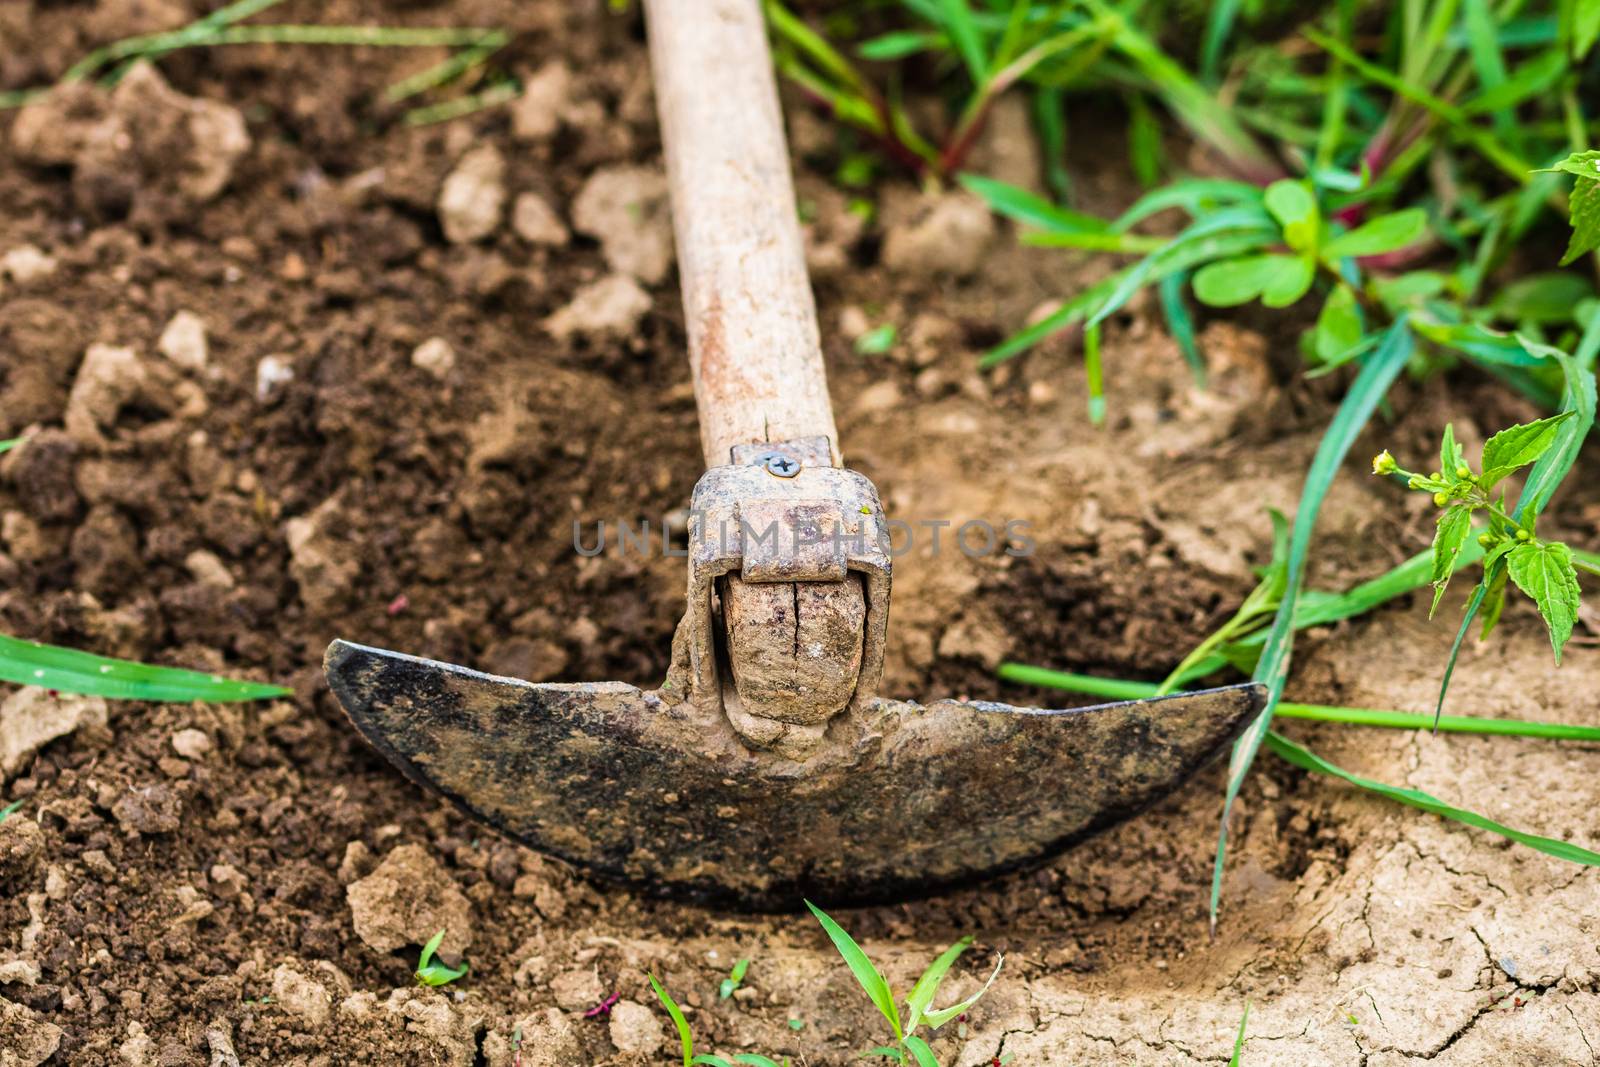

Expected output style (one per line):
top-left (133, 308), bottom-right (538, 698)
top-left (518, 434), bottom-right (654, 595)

top-left (325, 0), bottom-right (1266, 908)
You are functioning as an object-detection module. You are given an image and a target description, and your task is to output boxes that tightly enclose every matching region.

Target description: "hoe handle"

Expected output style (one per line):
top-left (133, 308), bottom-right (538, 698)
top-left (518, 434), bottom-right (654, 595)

top-left (646, 0), bottom-right (840, 469)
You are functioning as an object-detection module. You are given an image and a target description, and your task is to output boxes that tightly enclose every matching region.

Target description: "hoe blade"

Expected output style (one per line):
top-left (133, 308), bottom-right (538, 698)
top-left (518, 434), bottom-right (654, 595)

top-left (327, 639), bottom-right (1266, 908)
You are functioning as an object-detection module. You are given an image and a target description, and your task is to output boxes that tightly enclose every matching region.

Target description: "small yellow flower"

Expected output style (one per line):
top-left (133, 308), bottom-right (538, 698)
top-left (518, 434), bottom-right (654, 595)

top-left (1371, 450), bottom-right (1397, 475)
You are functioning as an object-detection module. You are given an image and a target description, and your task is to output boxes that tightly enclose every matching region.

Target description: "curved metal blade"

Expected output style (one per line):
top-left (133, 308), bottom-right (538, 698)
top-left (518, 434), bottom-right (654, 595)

top-left (326, 639), bottom-right (1266, 908)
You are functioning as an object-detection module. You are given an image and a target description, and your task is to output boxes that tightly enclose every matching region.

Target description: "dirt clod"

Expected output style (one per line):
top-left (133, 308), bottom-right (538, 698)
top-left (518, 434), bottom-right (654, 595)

top-left (572, 164), bottom-right (673, 284)
top-left (269, 964), bottom-right (332, 1032)
top-left (64, 343), bottom-right (146, 448)
top-left (0, 689), bottom-right (109, 780)
top-left (881, 190), bottom-right (995, 278)
top-left (156, 310), bottom-right (208, 371)
top-left (551, 967), bottom-right (604, 1011)
top-left (483, 1007), bottom-right (580, 1067)
top-left (0, 817), bottom-right (44, 883)
top-left (411, 336), bottom-right (458, 381)
top-left (544, 273), bottom-right (652, 340)
top-left (0, 246), bottom-right (57, 286)
top-left (608, 999), bottom-right (667, 1056)
top-left (111, 782), bottom-right (184, 835)
top-left (0, 994), bottom-right (62, 1067)
top-left (13, 62), bottom-right (248, 220)
top-left (346, 843), bottom-right (474, 955)
top-left (511, 61), bottom-right (575, 142)
top-left (512, 191), bottom-right (571, 246)
top-left (438, 145), bottom-right (508, 244)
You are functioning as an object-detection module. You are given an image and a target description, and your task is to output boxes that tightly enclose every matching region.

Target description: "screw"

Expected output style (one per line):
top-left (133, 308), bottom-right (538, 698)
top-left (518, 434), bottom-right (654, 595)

top-left (757, 451), bottom-right (800, 478)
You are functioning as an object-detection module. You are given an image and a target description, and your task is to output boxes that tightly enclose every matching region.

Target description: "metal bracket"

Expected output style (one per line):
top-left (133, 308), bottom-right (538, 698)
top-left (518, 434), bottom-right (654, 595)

top-left (678, 439), bottom-right (891, 716)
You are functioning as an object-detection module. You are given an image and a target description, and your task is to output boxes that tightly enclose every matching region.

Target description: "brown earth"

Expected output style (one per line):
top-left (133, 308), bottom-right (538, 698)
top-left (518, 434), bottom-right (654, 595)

top-left (1, 2), bottom-right (1598, 1065)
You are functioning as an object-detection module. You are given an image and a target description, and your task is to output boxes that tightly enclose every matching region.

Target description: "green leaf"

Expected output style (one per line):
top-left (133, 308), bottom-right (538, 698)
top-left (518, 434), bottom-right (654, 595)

top-left (1429, 506), bottom-right (1474, 617)
top-left (0, 633), bottom-right (289, 702)
top-left (862, 1048), bottom-right (906, 1062)
top-left (1213, 318), bottom-right (1414, 930)
top-left (919, 954), bottom-right (1003, 1029)
top-left (1439, 422), bottom-right (1465, 477)
top-left (807, 901), bottom-right (901, 1040)
top-left (1263, 180), bottom-right (1318, 251)
top-left (1313, 284), bottom-right (1362, 361)
top-left (731, 1057), bottom-right (783, 1067)
top-left (902, 1037), bottom-right (940, 1067)
top-left (855, 323), bottom-right (896, 356)
top-left (651, 974), bottom-right (696, 1067)
top-left (1193, 255), bottom-right (1278, 307)
top-left (691, 1057), bottom-right (734, 1067)
top-left (0, 438), bottom-right (23, 454)
top-left (1322, 208), bottom-right (1427, 259)
top-left (1264, 730), bottom-right (1600, 867)
top-left (0, 800), bottom-right (22, 823)
top-left (1491, 273), bottom-right (1596, 324)
top-left (1507, 542), bottom-right (1581, 663)
top-left (1229, 1002), bottom-right (1250, 1066)
top-left (720, 958), bottom-right (751, 999)
top-left (1559, 164), bottom-right (1599, 267)
top-left (905, 937), bottom-right (971, 1034)
top-left (1261, 256), bottom-right (1315, 308)
top-left (415, 929), bottom-right (468, 987)
top-left (1479, 412), bottom-right (1574, 487)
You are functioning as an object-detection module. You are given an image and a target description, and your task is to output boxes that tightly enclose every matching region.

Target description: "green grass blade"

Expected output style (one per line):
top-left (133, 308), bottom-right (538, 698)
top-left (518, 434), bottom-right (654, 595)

top-left (1112, 179), bottom-right (1261, 231)
top-left (0, 633), bottom-right (288, 702)
top-left (1199, 0), bottom-right (1242, 85)
top-left (1229, 1002), bottom-right (1249, 1066)
top-left (650, 974), bottom-right (695, 1067)
top-left (385, 33), bottom-right (507, 102)
top-left (1031, 86), bottom-right (1072, 203)
top-left (904, 936), bottom-right (972, 1034)
top-left (0, 800), bottom-right (23, 823)
top-left (979, 272), bottom-right (1123, 367)
top-left (956, 174), bottom-right (1107, 233)
top-left (902, 1037), bottom-right (940, 1067)
top-left (731, 1057), bottom-right (783, 1067)
top-left (1315, 0), bottom-right (1355, 168)
top-left (1212, 318), bottom-right (1414, 931)
top-left (1264, 731), bottom-right (1600, 866)
top-left (764, 0), bottom-right (870, 95)
top-left (806, 901), bottom-right (901, 1040)
top-left (1513, 337), bottom-right (1596, 515)
top-left (1159, 271), bottom-right (1206, 387)
top-left (995, 664), bottom-right (1600, 741)
top-left (1084, 322), bottom-right (1105, 425)
top-left (0, 438), bottom-right (23, 454)
top-left (862, 1048), bottom-right (906, 1062)
top-left (936, 0), bottom-right (988, 83)
top-left (692, 1057), bottom-right (734, 1067)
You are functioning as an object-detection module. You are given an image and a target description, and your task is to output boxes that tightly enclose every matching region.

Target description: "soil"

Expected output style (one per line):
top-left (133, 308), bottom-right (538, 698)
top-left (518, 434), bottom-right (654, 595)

top-left (2, 2), bottom-right (1598, 1065)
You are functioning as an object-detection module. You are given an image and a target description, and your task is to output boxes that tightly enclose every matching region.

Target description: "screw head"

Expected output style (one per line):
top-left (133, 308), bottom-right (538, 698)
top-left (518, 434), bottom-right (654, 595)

top-left (757, 451), bottom-right (800, 478)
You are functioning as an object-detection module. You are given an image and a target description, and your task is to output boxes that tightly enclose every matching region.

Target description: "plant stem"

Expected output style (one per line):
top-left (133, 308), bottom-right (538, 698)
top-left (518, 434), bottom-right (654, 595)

top-left (996, 663), bottom-right (1600, 741)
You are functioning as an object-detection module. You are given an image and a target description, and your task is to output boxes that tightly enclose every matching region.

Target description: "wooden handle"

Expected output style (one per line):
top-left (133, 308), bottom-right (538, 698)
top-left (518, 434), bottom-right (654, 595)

top-left (645, 0), bottom-right (839, 469)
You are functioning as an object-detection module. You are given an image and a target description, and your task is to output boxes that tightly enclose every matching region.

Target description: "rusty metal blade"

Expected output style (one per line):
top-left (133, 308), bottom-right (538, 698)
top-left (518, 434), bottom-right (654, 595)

top-left (326, 639), bottom-right (1266, 908)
